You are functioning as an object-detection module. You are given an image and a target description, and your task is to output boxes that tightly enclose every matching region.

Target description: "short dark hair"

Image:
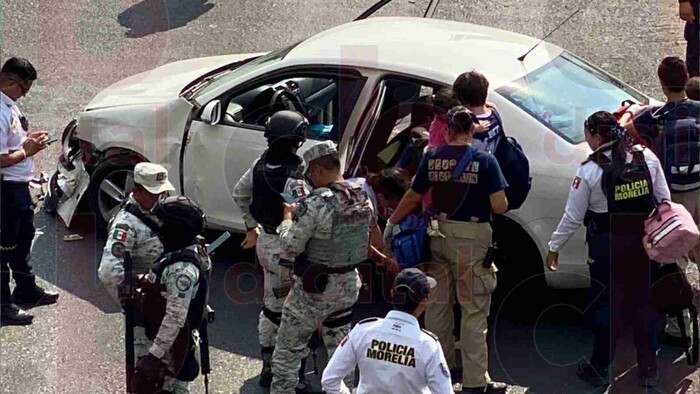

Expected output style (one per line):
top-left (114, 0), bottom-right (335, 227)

top-left (366, 167), bottom-right (410, 199)
top-left (658, 56), bottom-right (688, 93)
top-left (1, 57), bottom-right (37, 81)
top-left (452, 70), bottom-right (489, 106)
top-left (686, 77), bottom-right (700, 100)
top-left (431, 87), bottom-right (460, 113)
top-left (311, 152), bottom-right (340, 171)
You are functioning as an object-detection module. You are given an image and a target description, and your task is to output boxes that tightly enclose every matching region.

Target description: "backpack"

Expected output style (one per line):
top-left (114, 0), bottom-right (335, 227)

top-left (651, 262), bottom-right (699, 365)
top-left (488, 107), bottom-right (532, 211)
top-left (390, 214), bottom-right (430, 268)
top-left (651, 100), bottom-right (700, 192)
top-left (643, 200), bottom-right (700, 263)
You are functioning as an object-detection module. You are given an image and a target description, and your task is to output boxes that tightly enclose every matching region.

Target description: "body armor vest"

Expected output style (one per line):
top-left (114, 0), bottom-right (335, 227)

top-left (306, 182), bottom-right (373, 267)
top-left (250, 151), bottom-right (304, 232)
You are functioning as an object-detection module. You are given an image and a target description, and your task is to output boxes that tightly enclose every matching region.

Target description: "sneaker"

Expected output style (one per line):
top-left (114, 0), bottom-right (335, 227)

top-left (13, 286), bottom-right (59, 307)
top-left (639, 370), bottom-right (660, 388)
top-left (0, 303), bottom-right (33, 326)
top-left (576, 361), bottom-right (609, 387)
top-left (461, 381), bottom-right (508, 394)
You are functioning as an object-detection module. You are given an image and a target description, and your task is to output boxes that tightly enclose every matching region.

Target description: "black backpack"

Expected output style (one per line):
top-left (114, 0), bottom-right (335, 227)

top-left (488, 107), bottom-right (532, 211)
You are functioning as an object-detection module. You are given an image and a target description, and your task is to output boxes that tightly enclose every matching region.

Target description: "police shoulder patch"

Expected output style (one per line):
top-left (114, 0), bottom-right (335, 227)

top-left (176, 274), bottom-right (193, 291)
top-left (358, 317), bottom-right (379, 325)
top-left (421, 328), bottom-right (439, 341)
top-left (111, 242), bottom-right (126, 258)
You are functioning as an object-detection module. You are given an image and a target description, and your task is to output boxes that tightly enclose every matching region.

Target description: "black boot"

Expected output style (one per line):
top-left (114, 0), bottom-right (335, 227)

top-left (13, 285), bottom-right (59, 307)
top-left (0, 303), bottom-right (33, 326)
top-left (259, 346), bottom-right (274, 388)
top-left (295, 357), bottom-right (313, 394)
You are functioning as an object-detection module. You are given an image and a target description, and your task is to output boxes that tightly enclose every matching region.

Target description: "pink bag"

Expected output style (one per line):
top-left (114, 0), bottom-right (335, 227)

top-left (643, 200), bottom-right (700, 263)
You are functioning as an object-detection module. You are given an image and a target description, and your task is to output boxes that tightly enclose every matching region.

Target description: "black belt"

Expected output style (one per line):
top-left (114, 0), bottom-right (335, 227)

top-left (306, 263), bottom-right (359, 275)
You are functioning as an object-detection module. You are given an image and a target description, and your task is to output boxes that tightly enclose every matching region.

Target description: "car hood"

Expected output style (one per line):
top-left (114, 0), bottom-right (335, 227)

top-left (85, 53), bottom-right (259, 110)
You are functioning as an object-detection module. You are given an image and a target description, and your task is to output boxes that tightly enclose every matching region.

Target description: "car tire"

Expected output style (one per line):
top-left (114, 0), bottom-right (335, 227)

top-left (490, 214), bottom-right (548, 319)
top-left (87, 154), bottom-right (143, 232)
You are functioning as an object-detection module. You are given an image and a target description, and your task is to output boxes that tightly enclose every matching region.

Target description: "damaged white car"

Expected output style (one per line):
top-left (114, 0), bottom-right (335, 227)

top-left (46, 11), bottom-right (653, 290)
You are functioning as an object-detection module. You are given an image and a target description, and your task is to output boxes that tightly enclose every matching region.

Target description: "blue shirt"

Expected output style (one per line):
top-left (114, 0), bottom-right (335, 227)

top-left (411, 144), bottom-right (507, 222)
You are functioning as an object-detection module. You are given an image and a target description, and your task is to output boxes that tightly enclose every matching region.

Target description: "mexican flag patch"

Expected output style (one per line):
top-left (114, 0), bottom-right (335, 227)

top-left (112, 229), bottom-right (128, 242)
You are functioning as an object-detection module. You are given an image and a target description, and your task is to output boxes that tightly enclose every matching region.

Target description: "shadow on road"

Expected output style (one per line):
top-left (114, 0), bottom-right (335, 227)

top-left (117, 0), bottom-right (215, 38)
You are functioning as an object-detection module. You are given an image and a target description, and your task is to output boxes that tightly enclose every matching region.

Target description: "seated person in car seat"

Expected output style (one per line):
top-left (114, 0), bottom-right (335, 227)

top-left (396, 126), bottom-right (429, 177)
top-left (453, 70), bottom-right (505, 152)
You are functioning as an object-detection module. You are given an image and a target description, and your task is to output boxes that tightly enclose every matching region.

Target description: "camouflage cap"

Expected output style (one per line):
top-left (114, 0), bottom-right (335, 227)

top-left (133, 162), bottom-right (175, 195)
top-left (303, 140), bottom-right (337, 167)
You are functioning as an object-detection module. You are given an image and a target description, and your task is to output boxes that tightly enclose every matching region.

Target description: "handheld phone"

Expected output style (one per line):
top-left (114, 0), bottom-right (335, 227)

top-left (280, 192), bottom-right (295, 203)
top-left (44, 137), bottom-right (59, 145)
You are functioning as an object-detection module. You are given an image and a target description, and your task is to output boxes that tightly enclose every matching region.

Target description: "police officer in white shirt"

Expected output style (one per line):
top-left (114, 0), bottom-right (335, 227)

top-left (0, 58), bottom-right (58, 326)
top-left (322, 268), bottom-right (453, 394)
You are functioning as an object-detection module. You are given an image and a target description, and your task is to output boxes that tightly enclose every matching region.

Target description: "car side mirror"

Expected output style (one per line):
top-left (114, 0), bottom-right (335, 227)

top-left (201, 100), bottom-right (221, 125)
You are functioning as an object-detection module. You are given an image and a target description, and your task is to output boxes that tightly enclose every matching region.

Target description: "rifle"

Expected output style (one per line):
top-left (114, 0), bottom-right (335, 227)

top-left (200, 305), bottom-right (215, 394)
top-left (123, 251), bottom-right (135, 393)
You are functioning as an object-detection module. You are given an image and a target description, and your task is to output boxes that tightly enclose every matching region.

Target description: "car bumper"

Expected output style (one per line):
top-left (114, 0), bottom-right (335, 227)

top-left (44, 121), bottom-right (91, 228)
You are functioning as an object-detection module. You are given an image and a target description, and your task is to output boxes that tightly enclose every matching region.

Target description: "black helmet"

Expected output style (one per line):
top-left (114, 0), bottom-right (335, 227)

top-left (152, 195), bottom-right (206, 251)
top-left (264, 110), bottom-right (308, 143)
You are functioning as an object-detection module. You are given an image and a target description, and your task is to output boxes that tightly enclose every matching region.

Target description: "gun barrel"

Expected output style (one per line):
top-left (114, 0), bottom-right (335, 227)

top-left (124, 251), bottom-right (135, 393)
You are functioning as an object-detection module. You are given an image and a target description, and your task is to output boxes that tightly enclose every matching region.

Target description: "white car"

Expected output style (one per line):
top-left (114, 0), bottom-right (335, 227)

top-left (48, 11), bottom-right (653, 290)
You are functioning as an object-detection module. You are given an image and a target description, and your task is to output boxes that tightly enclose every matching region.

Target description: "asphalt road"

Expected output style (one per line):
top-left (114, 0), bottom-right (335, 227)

top-left (0, 0), bottom-right (699, 393)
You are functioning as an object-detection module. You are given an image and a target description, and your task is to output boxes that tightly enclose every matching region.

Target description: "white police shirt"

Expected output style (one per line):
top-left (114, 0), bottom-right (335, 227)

top-left (0, 92), bottom-right (33, 182)
top-left (321, 310), bottom-right (453, 394)
top-left (548, 143), bottom-right (671, 252)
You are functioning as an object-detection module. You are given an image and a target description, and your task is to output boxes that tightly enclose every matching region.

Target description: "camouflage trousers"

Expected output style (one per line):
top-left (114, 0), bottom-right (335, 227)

top-left (270, 270), bottom-right (361, 394)
top-left (257, 232), bottom-right (291, 348)
top-left (133, 326), bottom-right (190, 393)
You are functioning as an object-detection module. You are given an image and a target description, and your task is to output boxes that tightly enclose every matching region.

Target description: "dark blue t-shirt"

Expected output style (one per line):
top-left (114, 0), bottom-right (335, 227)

top-left (411, 144), bottom-right (508, 222)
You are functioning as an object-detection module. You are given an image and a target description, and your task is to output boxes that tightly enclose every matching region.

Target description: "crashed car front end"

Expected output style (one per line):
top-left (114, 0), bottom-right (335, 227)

top-left (44, 119), bottom-right (93, 227)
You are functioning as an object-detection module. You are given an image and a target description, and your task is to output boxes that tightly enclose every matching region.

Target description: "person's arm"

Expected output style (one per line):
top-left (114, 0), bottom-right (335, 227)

top-left (388, 190), bottom-right (423, 225)
top-left (98, 215), bottom-right (138, 301)
top-left (680, 0), bottom-right (695, 22)
top-left (425, 345), bottom-right (454, 394)
top-left (0, 136), bottom-right (46, 168)
top-left (278, 196), bottom-right (319, 258)
top-left (645, 149), bottom-right (672, 202)
top-left (149, 262), bottom-right (199, 359)
top-left (232, 161), bottom-right (260, 248)
top-left (487, 155), bottom-right (509, 214)
top-left (548, 166), bottom-right (591, 253)
top-left (321, 332), bottom-right (357, 394)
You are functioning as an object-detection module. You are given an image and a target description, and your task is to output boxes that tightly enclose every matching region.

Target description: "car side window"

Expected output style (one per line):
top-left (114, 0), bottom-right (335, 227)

top-left (222, 74), bottom-right (365, 143)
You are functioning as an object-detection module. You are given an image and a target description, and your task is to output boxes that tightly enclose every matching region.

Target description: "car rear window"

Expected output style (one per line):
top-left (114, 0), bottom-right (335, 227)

top-left (496, 52), bottom-right (648, 144)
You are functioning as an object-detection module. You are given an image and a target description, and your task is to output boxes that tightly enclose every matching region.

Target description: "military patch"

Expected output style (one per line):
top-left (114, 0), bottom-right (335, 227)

top-left (156, 172), bottom-right (166, 181)
top-left (176, 274), bottom-right (192, 291)
top-left (291, 185), bottom-right (307, 199)
top-left (440, 362), bottom-right (450, 378)
top-left (115, 223), bottom-right (131, 231)
top-left (178, 292), bottom-right (186, 299)
top-left (295, 201), bottom-right (308, 218)
top-left (340, 335), bottom-right (349, 347)
top-left (112, 229), bottom-right (128, 242)
top-left (111, 242), bottom-right (126, 258)
top-left (572, 176), bottom-right (581, 189)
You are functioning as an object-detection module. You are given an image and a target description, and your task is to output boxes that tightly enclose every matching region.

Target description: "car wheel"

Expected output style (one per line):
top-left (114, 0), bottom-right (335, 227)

top-left (491, 214), bottom-right (548, 319)
top-left (87, 155), bottom-right (143, 231)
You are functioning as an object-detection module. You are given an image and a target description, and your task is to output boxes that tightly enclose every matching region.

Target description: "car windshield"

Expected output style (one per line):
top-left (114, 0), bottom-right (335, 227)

top-left (496, 52), bottom-right (648, 144)
top-left (194, 43), bottom-right (299, 98)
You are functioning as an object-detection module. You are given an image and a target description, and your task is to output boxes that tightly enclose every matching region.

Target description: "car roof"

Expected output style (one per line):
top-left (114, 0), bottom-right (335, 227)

top-left (283, 16), bottom-right (564, 88)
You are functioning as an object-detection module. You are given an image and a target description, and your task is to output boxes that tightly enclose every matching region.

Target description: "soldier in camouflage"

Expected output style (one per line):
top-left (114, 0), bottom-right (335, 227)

top-left (270, 141), bottom-right (374, 394)
top-left (98, 162), bottom-right (175, 363)
top-left (135, 195), bottom-right (211, 394)
top-left (232, 110), bottom-right (311, 388)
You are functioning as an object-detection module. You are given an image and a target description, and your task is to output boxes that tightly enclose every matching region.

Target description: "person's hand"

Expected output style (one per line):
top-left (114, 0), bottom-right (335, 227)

top-left (282, 202), bottom-right (296, 220)
top-left (474, 120), bottom-right (491, 133)
top-left (134, 353), bottom-right (168, 392)
top-left (27, 130), bottom-right (48, 139)
top-left (241, 227), bottom-right (259, 249)
top-left (22, 136), bottom-right (47, 157)
top-left (680, 2), bottom-right (695, 22)
top-left (546, 251), bottom-right (559, 271)
top-left (383, 221), bottom-right (400, 245)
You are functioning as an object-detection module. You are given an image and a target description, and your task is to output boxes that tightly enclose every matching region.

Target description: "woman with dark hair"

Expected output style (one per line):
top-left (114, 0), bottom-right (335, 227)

top-left (546, 111), bottom-right (671, 388)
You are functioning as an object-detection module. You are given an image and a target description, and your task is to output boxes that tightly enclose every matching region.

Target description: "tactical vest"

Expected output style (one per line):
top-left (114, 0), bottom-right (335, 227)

top-left (306, 182), bottom-right (372, 267)
top-left (250, 152), bottom-right (305, 233)
top-left (584, 143), bottom-right (656, 234)
top-left (141, 245), bottom-right (210, 381)
top-left (122, 200), bottom-right (161, 237)
top-left (654, 100), bottom-right (700, 192)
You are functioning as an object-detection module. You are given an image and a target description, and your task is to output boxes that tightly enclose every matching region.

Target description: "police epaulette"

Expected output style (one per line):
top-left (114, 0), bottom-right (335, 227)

top-left (358, 317), bottom-right (379, 325)
top-left (421, 328), bottom-right (439, 341)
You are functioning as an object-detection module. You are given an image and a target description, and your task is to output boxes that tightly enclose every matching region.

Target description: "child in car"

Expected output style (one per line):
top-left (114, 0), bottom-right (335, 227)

top-left (453, 70), bottom-right (505, 153)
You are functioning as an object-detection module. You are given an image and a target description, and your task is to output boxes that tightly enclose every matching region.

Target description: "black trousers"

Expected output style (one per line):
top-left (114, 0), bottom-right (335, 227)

top-left (0, 180), bottom-right (37, 304)
top-left (686, 21), bottom-right (699, 78)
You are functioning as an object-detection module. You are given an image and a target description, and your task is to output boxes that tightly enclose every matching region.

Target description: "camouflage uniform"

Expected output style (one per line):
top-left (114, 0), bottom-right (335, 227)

top-left (98, 194), bottom-right (163, 360)
top-left (270, 179), bottom-right (373, 394)
top-left (232, 158), bottom-right (310, 348)
top-left (142, 244), bottom-right (212, 394)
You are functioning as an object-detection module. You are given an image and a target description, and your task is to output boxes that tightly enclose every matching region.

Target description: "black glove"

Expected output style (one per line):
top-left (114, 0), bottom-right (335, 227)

top-left (118, 274), bottom-right (140, 306)
top-left (134, 353), bottom-right (168, 393)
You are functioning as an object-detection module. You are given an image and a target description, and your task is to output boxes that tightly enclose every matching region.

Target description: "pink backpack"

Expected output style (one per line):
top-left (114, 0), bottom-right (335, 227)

top-left (643, 200), bottom-right (700, 263)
